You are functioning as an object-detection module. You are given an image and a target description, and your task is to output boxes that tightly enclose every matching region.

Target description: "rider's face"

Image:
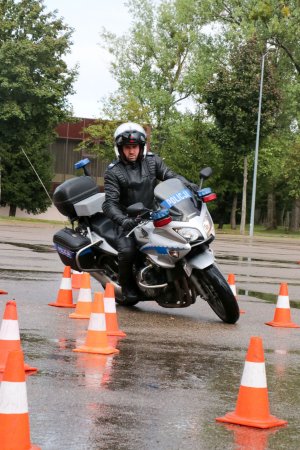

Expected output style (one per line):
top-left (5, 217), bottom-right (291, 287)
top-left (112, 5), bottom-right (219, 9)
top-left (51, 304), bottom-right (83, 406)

top-left (122, 144), bottom-right (140, 162)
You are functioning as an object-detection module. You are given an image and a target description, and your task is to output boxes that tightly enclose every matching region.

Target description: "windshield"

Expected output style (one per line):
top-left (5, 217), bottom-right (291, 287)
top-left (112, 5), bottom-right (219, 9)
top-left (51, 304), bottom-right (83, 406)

top-left (154, 178), bottom-right (199, 220)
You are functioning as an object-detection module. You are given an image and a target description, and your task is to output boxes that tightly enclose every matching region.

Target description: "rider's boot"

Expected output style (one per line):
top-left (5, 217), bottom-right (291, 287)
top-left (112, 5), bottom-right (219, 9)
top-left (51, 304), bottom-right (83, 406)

top-left (119, 268), bottom-right (139, 301)
top-left (121, 282), bottom-right (140, 301)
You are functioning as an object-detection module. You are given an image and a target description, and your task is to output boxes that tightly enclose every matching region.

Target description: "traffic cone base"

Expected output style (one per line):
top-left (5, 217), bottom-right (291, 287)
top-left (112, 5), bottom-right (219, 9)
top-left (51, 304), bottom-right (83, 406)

top-left (69, 312), bottom-right (90, 319)
top-left (0, 290), bottom-right (8, 295)
top-left (266, 319), bottom-right (300, 328)
top-left (216, 409), bottom-right (287, 429)
top-left (265, 283), bottom-right (299, 328)
top-left (48, 301), bottom-right (76, 308)
top-left (73, 292), bottom-right (120, 355)
top-left (49, 266), bottom-right (75, 308)
top-left (107, 329), bottom-right (126, 337)
top-left (216, 337), bottom-right (287, 429)
top-left (73, 345), bottom-right (119, 355)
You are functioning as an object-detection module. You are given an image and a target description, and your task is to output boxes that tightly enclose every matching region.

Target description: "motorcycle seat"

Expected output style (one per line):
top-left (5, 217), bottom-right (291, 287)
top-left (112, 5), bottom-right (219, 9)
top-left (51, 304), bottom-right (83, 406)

top-left (90, 213), bottom-right (118, 249)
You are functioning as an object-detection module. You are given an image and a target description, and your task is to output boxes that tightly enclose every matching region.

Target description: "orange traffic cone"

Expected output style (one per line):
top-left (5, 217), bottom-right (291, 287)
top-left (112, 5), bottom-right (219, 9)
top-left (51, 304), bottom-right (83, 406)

top-left (0, 301), bottom-right (37, 373)
top-left (104, 283), bottom-right (126, 337)
top-left (48, 266), bottom-right (75, 308)
top-left (216, 336), bottom-right (287, 428)
top-left (0, 350), bottom-right (41, 450)
top-left (69, 273), bottom-right (93, 319)
top-left (265, 283), bottom-right (299, 328)
top-left (227, 273), bottom-right (245, 314)
top-left (72, 270), bottom-right (82, 289)
top-left (73, 292), bottom-right (119, 355)
top-left (0, 289), bottom-right (8, 295)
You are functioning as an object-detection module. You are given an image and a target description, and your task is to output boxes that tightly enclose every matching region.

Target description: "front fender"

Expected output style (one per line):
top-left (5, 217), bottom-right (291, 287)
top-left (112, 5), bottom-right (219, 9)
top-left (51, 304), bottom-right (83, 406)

top-left (186, 248), bottom-right (214, 270)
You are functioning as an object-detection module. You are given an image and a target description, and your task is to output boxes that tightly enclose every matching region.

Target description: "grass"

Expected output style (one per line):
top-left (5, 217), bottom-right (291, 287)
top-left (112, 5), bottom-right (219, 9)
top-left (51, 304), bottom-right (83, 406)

top-left (216, 224), bottom-right (300, 238)
top-left (1, 215), bottom-right (300, 238)
top-left (0, 215), bottom-right (66, 225)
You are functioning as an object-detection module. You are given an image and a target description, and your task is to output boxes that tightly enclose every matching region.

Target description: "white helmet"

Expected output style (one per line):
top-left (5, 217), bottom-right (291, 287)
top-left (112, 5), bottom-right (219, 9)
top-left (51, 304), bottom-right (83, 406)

top-left (114, 122), bottom-right (147, 160)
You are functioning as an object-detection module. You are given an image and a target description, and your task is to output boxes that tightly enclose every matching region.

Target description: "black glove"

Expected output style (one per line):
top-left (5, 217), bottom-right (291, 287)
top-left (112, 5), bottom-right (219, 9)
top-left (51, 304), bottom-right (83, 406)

top-left (187, 183), bottom-right (199, 193)
top-left (122, 218), bottom-right (137, 231)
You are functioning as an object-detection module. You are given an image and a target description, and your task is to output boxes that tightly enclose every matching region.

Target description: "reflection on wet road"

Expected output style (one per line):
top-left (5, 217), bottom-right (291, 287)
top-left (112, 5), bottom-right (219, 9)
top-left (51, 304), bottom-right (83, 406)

top-left (0, 224), bottom-right (300, 449)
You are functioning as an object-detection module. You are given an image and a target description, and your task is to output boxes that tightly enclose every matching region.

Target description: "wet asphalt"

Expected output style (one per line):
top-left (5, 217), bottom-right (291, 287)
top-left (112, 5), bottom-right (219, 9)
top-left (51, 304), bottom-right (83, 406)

top-left (0, 220), bottom-right (300, 450)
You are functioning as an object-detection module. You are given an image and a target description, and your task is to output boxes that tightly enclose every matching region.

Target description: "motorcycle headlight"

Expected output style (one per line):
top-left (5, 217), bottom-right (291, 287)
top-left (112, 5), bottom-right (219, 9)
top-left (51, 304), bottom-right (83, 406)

top-left (203, 213), bottom-right (215, 237)
top-left (174, 227), bottom-right (200, 243)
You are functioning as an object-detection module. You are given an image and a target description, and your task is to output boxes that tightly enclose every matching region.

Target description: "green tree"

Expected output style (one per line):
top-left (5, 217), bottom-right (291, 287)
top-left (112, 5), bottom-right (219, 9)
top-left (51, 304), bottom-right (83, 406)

top-left (203, 38), bottom-right (281, 231)
top-left (200, 0), bottom-right (300, 75)
top-left (81, 0), bottom-right (220, 184)
top-left (282, 135), bottom-right (300, 231)
top-left (254, 133), bottom-right (287, 229)
top-left (0, 0), bottom-right (76, 215)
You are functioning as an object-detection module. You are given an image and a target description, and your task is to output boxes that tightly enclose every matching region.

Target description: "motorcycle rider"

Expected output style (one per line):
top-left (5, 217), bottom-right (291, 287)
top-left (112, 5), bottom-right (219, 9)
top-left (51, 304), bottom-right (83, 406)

top-left (102, 122), bottom-right (199, 302)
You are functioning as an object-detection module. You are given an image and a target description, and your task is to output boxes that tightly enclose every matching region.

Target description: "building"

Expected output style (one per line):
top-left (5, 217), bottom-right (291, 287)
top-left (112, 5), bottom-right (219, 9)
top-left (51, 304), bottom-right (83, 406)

top-left (0, 118), bottom-right (151, 220)
top-left (51, 118), bottom-right (108, 192)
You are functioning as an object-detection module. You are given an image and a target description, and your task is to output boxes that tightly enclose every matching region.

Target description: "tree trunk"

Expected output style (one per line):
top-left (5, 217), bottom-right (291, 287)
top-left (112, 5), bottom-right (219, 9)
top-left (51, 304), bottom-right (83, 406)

top-left (240, 155), bottom-right (247, 235)
top-left (230, 193), bottom-right (237, 230)
top-left (9, 204), bottom-right (17, 217)
top-left (266, 191), bottom-right (277, 229)
top-left (289, 199), bottom-right (300, 232)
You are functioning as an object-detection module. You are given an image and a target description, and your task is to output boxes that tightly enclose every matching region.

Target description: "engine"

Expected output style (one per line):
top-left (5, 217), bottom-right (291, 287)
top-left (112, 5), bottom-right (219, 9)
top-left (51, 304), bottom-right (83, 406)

top-left (136, 264), bottom-right (168, 299)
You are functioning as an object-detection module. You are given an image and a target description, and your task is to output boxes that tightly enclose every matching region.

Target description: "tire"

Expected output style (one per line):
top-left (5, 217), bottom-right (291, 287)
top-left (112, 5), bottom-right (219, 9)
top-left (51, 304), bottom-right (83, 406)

top-left (192, 265), bottom-right (240, 324)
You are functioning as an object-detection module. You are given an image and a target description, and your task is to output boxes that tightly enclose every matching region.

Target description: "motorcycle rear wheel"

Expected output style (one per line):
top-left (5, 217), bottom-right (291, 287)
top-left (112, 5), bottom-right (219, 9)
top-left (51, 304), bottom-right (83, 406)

top-left (193, 265), bottom-right (240, 324)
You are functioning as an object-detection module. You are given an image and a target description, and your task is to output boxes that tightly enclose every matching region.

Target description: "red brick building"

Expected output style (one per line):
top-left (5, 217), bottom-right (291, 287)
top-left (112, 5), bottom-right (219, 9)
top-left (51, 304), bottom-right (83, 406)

top-left (50, 118), bottom-right (151, 191)
top-left (50, 118), bottom-right (108, 191)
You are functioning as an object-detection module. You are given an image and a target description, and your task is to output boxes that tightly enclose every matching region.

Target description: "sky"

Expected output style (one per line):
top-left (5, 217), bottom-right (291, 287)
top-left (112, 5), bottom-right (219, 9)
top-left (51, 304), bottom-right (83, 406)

top-left (43, 0), bottom-right (132, 118)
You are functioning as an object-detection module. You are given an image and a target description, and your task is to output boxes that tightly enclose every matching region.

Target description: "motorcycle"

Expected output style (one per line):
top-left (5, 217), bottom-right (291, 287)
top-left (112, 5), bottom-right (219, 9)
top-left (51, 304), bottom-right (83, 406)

top-left (53, 158), bottom-right (239, 324)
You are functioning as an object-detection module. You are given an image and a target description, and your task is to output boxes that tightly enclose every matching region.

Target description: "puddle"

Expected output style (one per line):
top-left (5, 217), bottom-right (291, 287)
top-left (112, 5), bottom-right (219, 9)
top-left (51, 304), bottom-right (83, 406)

top-left (238, 289), bottom-right (300, 309)
top-left (216, 255), bottom-right (298, 266)
top-left (0, 269), bottom-right (59, 281)
top-left (0, 241), bottom-right (54, 253)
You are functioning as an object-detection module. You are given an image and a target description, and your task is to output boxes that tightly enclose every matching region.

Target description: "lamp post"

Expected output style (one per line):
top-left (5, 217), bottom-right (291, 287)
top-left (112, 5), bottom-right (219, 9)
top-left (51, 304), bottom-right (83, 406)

top-left (249, 51), bottom-right (267, 237)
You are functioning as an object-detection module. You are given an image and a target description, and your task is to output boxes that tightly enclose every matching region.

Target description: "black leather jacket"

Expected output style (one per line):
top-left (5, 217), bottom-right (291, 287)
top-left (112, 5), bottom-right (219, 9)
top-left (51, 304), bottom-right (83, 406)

top-left (102, 152), bottom-right (192, 225)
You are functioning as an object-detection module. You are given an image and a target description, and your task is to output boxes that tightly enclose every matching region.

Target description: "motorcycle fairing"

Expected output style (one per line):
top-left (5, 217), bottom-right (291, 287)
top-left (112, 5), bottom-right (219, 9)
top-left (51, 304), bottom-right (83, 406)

top-left (154, 178), bottom-right (198, 220)
top-left (186, 248), bottom-right (214, 270)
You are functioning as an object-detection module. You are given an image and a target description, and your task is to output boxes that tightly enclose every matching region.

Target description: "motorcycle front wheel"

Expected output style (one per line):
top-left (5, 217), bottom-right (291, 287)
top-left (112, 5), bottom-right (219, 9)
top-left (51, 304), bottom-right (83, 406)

top-left (192, 264), bottom-right (240, 324)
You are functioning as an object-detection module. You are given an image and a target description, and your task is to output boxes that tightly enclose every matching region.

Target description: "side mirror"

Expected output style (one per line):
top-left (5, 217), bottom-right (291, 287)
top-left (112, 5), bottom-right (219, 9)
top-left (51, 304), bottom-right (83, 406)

top-left (199, 167), bottom-right (212, 180)
top-left (127, 202), bottom-right (148, 217)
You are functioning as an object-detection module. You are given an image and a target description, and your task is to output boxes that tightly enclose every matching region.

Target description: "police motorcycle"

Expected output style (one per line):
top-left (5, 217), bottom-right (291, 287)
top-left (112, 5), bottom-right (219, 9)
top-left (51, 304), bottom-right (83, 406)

top-left (53, 159), bottom-right (239, 324)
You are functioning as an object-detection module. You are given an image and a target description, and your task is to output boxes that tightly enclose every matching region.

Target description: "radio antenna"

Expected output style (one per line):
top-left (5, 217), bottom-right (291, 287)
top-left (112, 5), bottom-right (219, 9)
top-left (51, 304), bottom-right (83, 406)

top-left (21, 147), bottom-right (53, 203)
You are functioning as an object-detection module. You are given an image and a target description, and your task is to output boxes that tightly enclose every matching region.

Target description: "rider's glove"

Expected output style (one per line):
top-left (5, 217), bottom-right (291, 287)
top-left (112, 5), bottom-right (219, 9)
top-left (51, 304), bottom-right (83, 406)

top-left (187, 183), bottom-right (199, 193)
top-left (122, 218), bottom-right (137, 231)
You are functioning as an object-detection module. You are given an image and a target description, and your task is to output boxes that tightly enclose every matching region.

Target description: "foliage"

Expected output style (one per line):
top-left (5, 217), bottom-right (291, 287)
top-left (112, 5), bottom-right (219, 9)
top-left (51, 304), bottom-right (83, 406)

top-left (158, 111), bottom-right (222, 183)
top-left (81, 0), bottom-right (221, 183)
top-left (0, 0), bottom-right (76, 214)
top-left (200, 0), bottom-right (300, 76)
top-left (203, 38), bottom-right (281, 157)
top-left (282, 135), bottom-right (300, 199)
top-left (84, 0), bottom-right (300, 229)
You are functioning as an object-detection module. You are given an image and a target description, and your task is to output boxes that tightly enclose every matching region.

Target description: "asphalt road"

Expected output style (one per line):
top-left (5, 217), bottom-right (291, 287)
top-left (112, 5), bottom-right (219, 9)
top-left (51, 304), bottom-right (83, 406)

top-left (0, 220), bottom-right (300, 450)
